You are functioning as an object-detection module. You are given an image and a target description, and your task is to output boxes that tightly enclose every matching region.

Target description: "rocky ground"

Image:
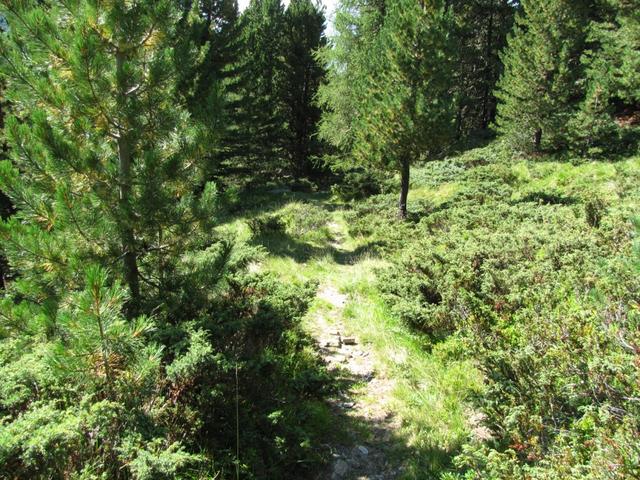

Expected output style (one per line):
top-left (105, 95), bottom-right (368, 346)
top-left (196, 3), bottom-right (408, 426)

top-left (312, 285), bottom-right (405, 480)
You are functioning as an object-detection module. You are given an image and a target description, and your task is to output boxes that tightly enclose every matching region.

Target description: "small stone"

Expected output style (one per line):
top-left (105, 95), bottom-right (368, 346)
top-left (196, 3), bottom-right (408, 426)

top-left (342, 337), bottom-right (357, 345)
top-left (332, 459), bottom-right (349, 478)
top-left (330, 330), bottom-right (341, 336)
top-left (340, 401), bottom-right (355, 409)
top-left (357, 445), bottom-right (369, 456)
top-left (324, 340), bottom-right (341, 348)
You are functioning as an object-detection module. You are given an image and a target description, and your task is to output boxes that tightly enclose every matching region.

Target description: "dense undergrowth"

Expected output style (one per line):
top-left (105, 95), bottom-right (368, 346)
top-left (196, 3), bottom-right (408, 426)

top-left (342, 144), bottom-right (640, 478)
top-left (0, 250), bottom-right (336, 479)
top-left (207, 141), bottom-right (640, 479)
top-left (4, 139), bottom-right (639, 479)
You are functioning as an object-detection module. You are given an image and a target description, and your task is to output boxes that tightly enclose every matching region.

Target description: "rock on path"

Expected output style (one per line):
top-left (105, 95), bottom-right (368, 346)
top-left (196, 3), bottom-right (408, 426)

top-left (313, 285), bottom-right (404, 480)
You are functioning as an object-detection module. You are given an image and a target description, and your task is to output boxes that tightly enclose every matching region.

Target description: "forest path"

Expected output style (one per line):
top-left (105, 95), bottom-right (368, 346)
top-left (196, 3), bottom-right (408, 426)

top-left (247, 194), bottom-right (481, 479)
top-left (308, 218), bottom-right (405, 480)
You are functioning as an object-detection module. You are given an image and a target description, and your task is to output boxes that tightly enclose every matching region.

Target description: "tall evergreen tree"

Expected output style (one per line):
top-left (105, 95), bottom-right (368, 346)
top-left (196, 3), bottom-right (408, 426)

top-left (281, 0), bottom-right (326, 177)
top-left (319, 0), bottom-right (455, 218)
top-left (569, 0), bottom-right (640, 152)
top-left (450, 0), bottom-right (516, 137)
top-left (317, 0), bottom-right (385, 160)
top-left (495, 0), bottom-right (591, 152)
top-left (231, 0), bottom-right (288, 174)
top-left (177, 0), bottom-right (242, 179)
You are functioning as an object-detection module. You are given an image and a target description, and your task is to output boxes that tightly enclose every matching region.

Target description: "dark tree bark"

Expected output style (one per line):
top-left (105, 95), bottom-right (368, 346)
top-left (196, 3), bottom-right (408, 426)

top-left (534, 128), bottom-right (542, 151)
top-left (116, 51), bottom-right (141, 315)
top-left (481, 0), bottom-right (494, 129)
top-left (398, 157), bottom-right (410, 220)
top-left (0, 191), bottom-right (14, 289)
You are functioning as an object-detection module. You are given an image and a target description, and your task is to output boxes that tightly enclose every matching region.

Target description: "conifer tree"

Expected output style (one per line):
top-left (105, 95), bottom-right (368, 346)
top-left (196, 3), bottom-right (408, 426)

top-left (177, 0), bottom-right (242, 179)
top-left (495, 0), bottom-right (591, 152)
top-left (319, 0), bottom-right (455, 218)
top-left (281, 0), bottom-right (326, 177)
top-left (232, 0), bottom-right (288, 174)
top-left (570, 0), bottom-right (640, 152)
top-left (0, 0), bottom-right (217, 316)
top-left (449, 0), bottom-right (515, 136)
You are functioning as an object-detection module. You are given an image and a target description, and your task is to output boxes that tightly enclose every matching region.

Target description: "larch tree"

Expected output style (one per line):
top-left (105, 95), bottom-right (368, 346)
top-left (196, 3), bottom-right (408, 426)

top-left (319, 0), bottom-right (455, 218)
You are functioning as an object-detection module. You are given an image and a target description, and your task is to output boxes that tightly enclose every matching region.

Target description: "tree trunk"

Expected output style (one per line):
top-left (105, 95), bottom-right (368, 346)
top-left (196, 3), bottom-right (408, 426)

top-left (481, 0), bottom-right (495, 129)
top-left (534, 128), bottom-right (542, 151)
top-left (398, 157), bottom-right (410, 220)
top-left (116, 50), bottom-right (140, 315)
top-left (455, 104), bottom-right (464, 140)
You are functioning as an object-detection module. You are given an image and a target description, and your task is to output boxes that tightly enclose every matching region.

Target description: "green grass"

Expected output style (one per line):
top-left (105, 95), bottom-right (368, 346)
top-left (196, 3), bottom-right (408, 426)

top-left (512, 157), bottom-right (640, 202)
top-left (335, 257), bottom-right (483, 478)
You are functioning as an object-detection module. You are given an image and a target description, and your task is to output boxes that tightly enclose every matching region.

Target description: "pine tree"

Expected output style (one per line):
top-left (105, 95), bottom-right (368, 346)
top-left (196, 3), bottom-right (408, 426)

top-left (319, 0), bottom-right (455, 218)
top-left (281, 0), bottom-right (326, 177)
top-left (570, 0), bottom-right (640, 152)
top-left (449, 0), bottom-right (516, 137)
top-left (0, 0), bottom-right (217, 316)
top-left (495, 0), bottom-right (591, 152)
top-left (176, 0), bottom-right (243, 180)
top-left (231, 0), bottom-right (288, 175)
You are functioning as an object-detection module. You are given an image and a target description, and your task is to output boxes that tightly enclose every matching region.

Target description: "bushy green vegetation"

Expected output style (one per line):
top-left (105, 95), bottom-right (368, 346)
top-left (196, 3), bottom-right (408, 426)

top-left (0, 0), bottom-right (331, 478)
top-left (0, 253), bottom-right (332, 478)
top-left (341, 143), bottom-right (640, 478)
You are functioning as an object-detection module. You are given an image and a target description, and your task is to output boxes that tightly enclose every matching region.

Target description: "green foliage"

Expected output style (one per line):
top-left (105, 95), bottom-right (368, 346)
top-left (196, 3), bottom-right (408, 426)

top-left (0, 1), bottom-right (335, 478)
top-left (569, 0), bottom-right (640, 154)
top-left (496, 0), bottom-right (640, 154)
top-left (249, 202), bottom-right (332, 246)
top-left (319, 0), bottom-right (456, 216)
top-left (330, 168), bottom-right (384, 201)
top-left (352, 145), bottom-right (640, 478)
top-left (281, 0), bottom-right (327, 177)
top-left (0, 256), bottom-right (329, 478)
top-left (2, 0), bottom-right (640, 478)
top-left (449, 0), bottom-right (516, 135)
top-left (0, 268), bottom-right (178, 478)
top-left (584, 194), bottom-right (607, 228)
top-left (226, 0), bottom-right (326, 179)
top-left (232, 0), bottom-right (288, 171)
top-left (0, 0), bottom-right (218, 314)
top-left (248, 213), bottom-right (286, 236)
top-left (496, 0), bottom-right (590, 152)
top-left (120, 438), bottom-right (205, 480)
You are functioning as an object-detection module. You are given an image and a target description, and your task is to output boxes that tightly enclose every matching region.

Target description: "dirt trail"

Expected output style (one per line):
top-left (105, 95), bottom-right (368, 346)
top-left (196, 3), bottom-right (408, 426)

top-left (309, 224), bottom-right (405, 480)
